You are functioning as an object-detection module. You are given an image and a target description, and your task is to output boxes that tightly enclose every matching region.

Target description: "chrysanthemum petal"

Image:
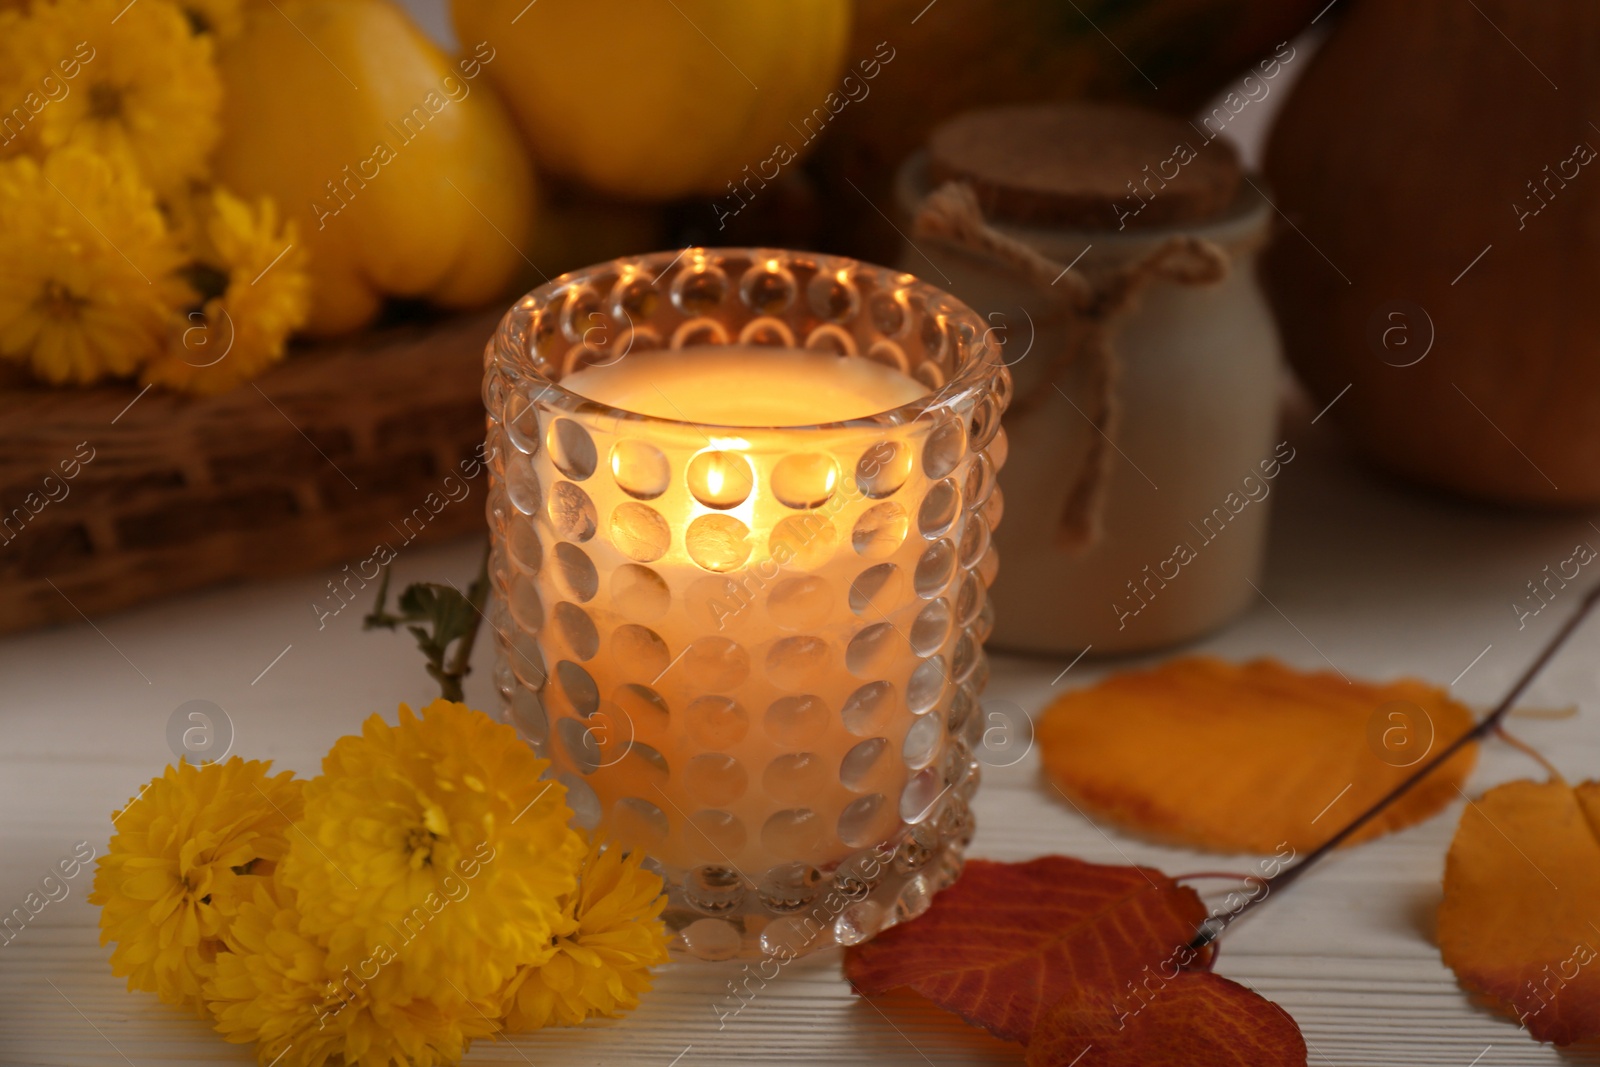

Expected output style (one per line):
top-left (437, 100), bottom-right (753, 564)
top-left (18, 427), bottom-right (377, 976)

top-left (282, 700), bottom-right (586, 1006)
top-left (89, 757), bottom-right (303, 1013)
top-left (0, 146), bottom-right (190, 384)
top-left (499, 835), bottom-right (670, 1030)
top-left (27, 0), bottom-right (222, 192)
top-left (142, 186), bottom-right (311, 395)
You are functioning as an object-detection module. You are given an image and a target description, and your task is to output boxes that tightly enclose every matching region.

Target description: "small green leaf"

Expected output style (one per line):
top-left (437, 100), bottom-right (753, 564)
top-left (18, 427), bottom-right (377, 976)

top-left (363, 545), bottom-right (491, 703)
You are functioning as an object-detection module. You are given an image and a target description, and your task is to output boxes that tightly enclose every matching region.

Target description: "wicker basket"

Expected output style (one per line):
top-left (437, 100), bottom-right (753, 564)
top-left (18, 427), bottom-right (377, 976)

top-left (0, 310), bottom-right (499, 637)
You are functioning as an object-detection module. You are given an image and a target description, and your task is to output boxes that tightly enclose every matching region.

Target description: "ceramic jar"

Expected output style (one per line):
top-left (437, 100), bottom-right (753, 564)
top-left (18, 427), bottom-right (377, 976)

top-left (894, 104), bottom-right (1285, 655)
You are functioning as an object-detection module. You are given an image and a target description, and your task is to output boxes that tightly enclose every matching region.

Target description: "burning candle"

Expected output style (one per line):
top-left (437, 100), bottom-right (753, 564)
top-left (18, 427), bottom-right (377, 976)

top-left (485, 249), bottom-right (1009, 958)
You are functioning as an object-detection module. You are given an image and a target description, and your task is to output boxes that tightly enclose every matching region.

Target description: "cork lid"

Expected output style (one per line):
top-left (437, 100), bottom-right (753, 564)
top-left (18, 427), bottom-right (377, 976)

top-left (926, 102), bottom-right (1243, 231)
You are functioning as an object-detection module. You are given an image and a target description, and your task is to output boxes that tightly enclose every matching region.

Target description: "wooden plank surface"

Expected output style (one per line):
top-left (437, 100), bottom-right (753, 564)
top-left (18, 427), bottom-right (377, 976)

top-left (4, 404), bottom-right (1600, 1066)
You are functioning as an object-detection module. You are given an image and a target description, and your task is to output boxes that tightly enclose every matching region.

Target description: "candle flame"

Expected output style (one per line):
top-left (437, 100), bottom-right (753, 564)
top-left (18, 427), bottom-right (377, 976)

top-left (692, 443), bottom-right (753, 510)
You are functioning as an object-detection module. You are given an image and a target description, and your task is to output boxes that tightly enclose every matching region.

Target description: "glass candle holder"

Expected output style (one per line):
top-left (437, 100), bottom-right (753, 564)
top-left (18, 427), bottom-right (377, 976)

top-left (483, 248), bottom-right (1010, 959)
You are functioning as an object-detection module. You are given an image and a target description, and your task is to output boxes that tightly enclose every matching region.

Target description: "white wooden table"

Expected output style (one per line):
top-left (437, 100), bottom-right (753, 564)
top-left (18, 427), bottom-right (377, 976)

top-left (4, 398), bottom-right (1599, 1066)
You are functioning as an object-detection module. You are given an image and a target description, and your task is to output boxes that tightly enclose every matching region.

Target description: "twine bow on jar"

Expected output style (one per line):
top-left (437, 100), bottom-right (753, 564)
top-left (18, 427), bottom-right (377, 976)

top-left (911, 181), bottom-right (1231, 551)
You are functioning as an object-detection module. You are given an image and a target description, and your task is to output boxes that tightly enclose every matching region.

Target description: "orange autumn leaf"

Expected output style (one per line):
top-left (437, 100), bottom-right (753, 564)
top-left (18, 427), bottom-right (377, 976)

top-left (844, 856), bottom-right (1208, 1043)
top-left (1026, 969), bottom-right (1307, 1067)
top-left (1037, 657), bottom-right (1479, 853)
top-left (1439, 778), bottom-right (1600, 1046)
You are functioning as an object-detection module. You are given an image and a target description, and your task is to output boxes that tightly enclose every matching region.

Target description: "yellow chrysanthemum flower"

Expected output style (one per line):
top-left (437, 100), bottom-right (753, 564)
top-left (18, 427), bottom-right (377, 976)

top-left (0, 6), bottom-right (90, 159)
top-left (281, 701), bottom-right (586, 1007)
top-left (177, 0), bottom-right (244, 38)
top-left (143, 186), bottom-right (310, 395)
top-left (0, 14), bottom-right (29, 153)
top-left (88, 757), bottom-right (304, 1013)
top-left (207, 878), bottom-right (502, 1067)
top-left (500, 836), bottom-right (670, 1030)
top-left (28, 0), bottom-right (222, 191)
top-left (0, 146), bottom-right (190, 384)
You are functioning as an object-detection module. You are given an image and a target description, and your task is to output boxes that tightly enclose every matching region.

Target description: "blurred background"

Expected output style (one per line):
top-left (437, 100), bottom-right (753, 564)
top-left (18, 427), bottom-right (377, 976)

top-left (3, 0), bottom-right (1595, 648)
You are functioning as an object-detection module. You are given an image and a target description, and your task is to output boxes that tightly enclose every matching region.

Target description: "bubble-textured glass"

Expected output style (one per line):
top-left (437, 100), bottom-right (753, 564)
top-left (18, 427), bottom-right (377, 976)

top-left (484, 248), bottom-right (1011, 958)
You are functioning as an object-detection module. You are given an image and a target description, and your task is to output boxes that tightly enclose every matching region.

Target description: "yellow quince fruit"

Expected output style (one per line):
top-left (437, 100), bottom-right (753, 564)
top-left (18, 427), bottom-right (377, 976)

top-left (212, 0), bottom-right (536, 335)
top-left (451, 0), bottom-right (851, 202)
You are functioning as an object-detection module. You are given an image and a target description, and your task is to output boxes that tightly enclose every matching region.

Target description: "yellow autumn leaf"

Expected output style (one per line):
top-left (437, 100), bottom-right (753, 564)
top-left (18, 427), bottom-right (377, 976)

top-left (1438, 778), bottom-right (1600, 1045)
top-left (1037, 657), bottom-right (1478, 853)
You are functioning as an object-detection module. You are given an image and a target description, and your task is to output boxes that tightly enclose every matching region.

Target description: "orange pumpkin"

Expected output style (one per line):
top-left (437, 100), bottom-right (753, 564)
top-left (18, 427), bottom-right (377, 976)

top-left (1263, 1), bottom-right (1600, 505)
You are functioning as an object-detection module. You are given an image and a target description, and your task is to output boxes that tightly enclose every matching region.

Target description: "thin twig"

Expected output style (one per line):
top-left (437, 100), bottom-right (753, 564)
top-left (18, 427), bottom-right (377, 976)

top-left (1492, 723), bottom-right (1566, 782)
top-left (439, 543), bottom-right (491, 701)
top-left (1173, 871), bottom-right (1254, 883)
top-left (1192, 580), bottom-right (1600, 949)
top-left (363, 564), bottom-right (396, 628)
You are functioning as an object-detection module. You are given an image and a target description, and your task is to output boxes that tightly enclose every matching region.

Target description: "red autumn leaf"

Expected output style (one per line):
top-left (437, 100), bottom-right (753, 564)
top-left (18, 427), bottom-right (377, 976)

top-left (1026, 969), bottom-right (1307, 1067)
top-left (843, 856), bottom-right (1208, 1043)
